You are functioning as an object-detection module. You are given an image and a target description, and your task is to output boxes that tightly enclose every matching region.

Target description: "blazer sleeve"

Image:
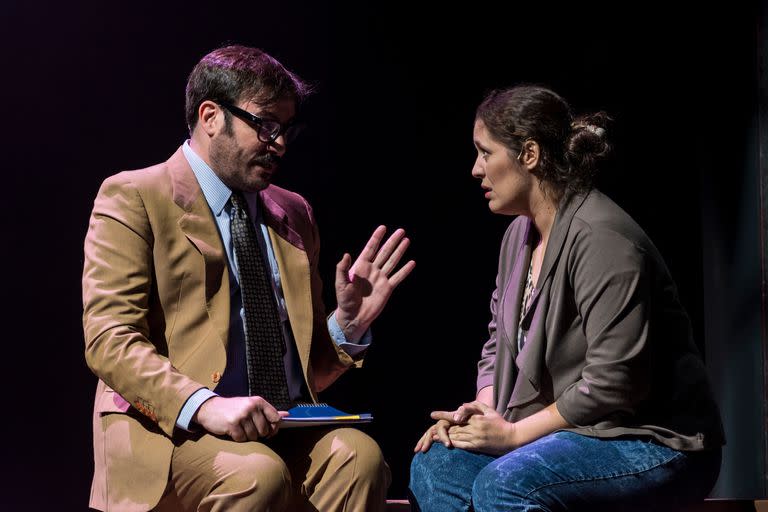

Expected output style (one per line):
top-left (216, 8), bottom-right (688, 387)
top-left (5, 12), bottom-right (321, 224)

top-left (82, 173), bottom-right (205, 436)
top-left (555, 224), bottom-right (652, 427)
top-left (476, 282), bottom-right (500, 393)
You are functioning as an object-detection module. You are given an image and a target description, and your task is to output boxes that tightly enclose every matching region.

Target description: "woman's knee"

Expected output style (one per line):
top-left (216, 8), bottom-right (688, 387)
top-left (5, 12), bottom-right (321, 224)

top-left (410, 444), bottom-right (496, 510)
top-left (471, 457), bottom-right (538, 512)
top-left (409, 443), bottom-right (453, 491)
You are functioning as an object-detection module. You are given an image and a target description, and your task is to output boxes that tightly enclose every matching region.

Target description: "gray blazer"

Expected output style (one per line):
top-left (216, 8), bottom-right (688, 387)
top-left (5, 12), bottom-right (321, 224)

top-left (477, 190), bottom-right (724, 451)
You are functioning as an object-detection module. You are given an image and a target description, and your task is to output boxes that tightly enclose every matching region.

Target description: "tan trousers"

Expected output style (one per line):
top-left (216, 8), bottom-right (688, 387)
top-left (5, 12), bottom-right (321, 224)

top-left (153, 427), bottom-right (390, 512)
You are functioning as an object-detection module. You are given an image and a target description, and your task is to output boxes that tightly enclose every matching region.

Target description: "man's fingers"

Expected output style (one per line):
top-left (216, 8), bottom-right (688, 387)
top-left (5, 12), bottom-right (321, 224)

top-left (379, 237), bottom-right (410, 275)
top-left (336, 253), bottom-right (352, 286)
top-left (358, 225), bottom-right (387, 262)
top-left (252, 412), bottom-right (272, 438)
top-left (266, 410), bottom-right (290, 438)
top-left (372, 228), bottom-right (406, 267)
top-left (241, 417), bottom-right (260, 441)
top-left (260, 402), bottom-right (282, 424)
top-left (228, 423), bottom-right (247, 443)
top-left (389, 260), bottom-right (416, 288)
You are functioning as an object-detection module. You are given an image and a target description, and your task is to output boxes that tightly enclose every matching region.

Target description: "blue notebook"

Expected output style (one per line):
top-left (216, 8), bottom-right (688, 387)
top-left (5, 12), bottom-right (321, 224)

top-left (280, 403), bottom-right (373, 428)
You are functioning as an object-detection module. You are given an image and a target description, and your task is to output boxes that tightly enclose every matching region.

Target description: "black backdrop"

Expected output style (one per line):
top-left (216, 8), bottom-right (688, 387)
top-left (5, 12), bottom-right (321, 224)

top-left (1, 1), bottom-right (759, 509)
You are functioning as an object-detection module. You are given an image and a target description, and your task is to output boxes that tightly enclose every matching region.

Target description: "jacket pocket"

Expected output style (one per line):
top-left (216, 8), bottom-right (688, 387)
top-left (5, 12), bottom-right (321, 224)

top-left (96, 388), bottom-right (131, 415)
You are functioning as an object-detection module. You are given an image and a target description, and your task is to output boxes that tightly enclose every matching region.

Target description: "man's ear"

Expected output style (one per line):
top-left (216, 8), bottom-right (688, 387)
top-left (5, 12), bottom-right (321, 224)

top-left (518, 139), bottom-right (540, 170)
top-left (198, 100), bottom-right (221, 137)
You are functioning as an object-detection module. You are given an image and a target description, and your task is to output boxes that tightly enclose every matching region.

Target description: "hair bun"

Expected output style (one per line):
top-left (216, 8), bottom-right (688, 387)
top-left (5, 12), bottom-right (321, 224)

top-left (571, 122), bottom-right (605, 137)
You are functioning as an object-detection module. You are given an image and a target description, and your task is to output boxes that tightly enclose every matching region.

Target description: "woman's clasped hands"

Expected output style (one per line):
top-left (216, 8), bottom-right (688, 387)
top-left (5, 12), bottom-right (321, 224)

top-left (414, 401), bottom-right (518, 456)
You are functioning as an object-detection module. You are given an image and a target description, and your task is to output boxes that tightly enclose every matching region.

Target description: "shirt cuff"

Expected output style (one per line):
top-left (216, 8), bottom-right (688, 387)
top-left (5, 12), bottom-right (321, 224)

top-left (176, 388), bottom-right (218, 432)
top-left (327, 312), bottom-right (372, 358)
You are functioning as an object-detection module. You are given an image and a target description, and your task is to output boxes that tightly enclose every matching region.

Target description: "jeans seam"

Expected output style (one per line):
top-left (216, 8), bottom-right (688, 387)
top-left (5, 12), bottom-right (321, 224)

top-left (522, 450), bottom-right (685, 500)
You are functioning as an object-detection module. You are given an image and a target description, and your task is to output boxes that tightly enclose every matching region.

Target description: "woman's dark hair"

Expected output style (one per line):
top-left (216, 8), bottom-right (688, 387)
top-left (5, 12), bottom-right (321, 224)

top-left (185, 45), bottom-right (312, 133)
top-left (476, 85), bottom-right (611, 200)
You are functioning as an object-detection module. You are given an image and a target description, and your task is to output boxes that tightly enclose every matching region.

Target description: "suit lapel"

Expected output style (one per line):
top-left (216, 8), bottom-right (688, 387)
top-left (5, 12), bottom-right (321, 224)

top-left (168, 148), bottom-right (230, 348)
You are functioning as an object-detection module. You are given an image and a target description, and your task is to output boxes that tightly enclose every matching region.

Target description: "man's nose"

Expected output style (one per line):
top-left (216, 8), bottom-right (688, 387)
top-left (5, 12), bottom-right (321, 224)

top-left (269, 134), bottom-right (287, 156)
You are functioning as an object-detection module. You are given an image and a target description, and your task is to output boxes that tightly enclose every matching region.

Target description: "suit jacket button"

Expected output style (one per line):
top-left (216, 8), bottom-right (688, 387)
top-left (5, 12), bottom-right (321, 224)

top-left (211, 371), bottom-right (221, 383)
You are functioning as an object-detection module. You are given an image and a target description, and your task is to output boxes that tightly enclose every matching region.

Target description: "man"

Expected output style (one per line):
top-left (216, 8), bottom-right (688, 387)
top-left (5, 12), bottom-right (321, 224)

top-left (82, 45), bottom-right (415, 512)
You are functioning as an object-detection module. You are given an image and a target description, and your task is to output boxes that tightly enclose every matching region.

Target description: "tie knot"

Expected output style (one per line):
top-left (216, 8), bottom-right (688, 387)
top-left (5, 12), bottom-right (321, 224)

top-left (230, 191), bottom-right (248, 214)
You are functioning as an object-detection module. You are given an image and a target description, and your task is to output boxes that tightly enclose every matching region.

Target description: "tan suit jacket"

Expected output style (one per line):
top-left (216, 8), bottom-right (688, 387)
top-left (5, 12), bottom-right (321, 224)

top-left (82, 147), bottom-right (358, 511)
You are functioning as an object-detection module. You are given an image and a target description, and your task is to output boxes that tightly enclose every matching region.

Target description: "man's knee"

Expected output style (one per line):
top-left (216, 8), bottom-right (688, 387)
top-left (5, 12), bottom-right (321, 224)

top-left (199, 445), bottom-right (292, 510)
top-left (327, 428), bottom-right (389, 485)
top-left (231, 449), bottom-right (291, 492)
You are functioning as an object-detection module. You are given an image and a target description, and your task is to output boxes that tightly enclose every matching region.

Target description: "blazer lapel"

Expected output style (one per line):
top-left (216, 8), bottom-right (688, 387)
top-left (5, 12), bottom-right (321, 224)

top-left (168, 148), bottom-right (230, 348)
top-left (510, 283), bottom-right (549, 407)
top-left (519, 191), bottom-right (589, 329)
top-left (510, 192), bottom-right (589, 408)
top-left (500, 219), bottom-right (533, 353)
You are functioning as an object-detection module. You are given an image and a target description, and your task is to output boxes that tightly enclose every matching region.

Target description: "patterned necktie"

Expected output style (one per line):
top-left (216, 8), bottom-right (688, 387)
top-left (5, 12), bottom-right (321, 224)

top-left (229, 192), bottom-right (292, 410)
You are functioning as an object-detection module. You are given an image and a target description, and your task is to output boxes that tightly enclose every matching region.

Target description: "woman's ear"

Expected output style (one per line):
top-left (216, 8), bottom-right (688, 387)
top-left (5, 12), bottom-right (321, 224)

top-left (518, 139), bottom-right (540, 170)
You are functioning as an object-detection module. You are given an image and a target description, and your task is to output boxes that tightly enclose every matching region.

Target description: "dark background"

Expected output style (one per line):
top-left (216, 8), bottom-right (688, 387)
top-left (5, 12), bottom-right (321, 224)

top-left (1, 1), bottom-right (762, 509)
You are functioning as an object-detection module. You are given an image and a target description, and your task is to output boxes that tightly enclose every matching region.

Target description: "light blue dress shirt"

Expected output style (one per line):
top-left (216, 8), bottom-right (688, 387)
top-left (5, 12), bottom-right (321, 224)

top-left (176, 141), bottom-right (370, 430)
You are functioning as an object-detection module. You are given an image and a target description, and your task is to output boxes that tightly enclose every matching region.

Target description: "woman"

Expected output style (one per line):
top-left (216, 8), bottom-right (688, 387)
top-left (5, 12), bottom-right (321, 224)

top-left (409, 85), bottom-right (724, 512)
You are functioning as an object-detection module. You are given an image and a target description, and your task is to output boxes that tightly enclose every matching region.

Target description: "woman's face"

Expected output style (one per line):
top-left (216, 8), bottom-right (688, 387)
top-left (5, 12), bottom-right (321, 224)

top-left (471, 119), bottom-right (534, 216)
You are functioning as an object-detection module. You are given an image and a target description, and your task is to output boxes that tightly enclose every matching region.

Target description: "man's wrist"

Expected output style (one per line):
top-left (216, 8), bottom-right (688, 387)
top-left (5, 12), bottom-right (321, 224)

top-left (333, 310), bottom-right (364, 343)
top-left (177, 388), bottom-right (218, 431)
top-left (329, 308), bottom-right (365, 343)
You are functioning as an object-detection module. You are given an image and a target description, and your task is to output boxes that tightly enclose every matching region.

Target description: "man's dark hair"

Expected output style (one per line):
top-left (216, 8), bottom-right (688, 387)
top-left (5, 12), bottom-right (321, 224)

top-left (185, 45), bottom-right (311, 133)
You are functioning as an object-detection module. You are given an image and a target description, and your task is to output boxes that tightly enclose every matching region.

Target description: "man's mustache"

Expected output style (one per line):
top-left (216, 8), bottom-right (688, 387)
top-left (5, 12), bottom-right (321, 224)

top-left (252, 154), bottom-right (281, 169)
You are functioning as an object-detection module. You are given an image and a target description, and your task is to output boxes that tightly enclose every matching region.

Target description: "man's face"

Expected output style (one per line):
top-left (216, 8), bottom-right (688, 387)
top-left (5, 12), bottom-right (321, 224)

top-left (209, 97), bottom-right (296, 193)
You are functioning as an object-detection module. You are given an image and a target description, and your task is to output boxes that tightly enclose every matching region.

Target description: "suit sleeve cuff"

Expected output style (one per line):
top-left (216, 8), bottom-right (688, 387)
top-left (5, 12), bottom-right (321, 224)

top-left (176, 388), bottom-right (218, 432)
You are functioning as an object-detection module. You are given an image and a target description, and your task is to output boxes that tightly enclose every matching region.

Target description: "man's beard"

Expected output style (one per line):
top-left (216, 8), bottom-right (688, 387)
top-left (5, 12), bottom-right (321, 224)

top-left (209, 135), bottom-right (281, 193)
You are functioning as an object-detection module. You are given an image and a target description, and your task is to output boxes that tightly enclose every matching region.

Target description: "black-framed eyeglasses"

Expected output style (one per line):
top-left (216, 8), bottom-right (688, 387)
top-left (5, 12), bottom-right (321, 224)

top-left (218, 102), bottom-right (303, 144)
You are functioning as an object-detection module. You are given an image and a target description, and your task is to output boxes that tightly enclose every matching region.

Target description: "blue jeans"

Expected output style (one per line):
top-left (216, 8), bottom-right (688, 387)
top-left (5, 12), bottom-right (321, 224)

top-left (409, 431), bottom-right (721, 512)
